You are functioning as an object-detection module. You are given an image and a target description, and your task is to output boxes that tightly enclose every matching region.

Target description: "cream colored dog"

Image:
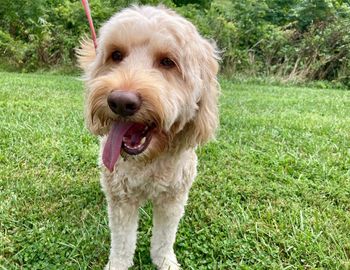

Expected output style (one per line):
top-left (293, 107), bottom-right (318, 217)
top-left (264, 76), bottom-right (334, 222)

top-left (78, 5), bottom-right (219, 270)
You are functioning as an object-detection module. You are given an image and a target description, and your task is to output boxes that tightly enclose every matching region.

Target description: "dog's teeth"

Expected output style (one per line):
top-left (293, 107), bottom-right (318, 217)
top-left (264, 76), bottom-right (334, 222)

top-left (140, 137), bottom-right (146, 145)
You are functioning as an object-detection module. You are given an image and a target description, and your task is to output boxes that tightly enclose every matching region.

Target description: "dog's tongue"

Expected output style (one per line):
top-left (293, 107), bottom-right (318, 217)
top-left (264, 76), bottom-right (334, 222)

top-left (102, 122), bottom-right (133, 172)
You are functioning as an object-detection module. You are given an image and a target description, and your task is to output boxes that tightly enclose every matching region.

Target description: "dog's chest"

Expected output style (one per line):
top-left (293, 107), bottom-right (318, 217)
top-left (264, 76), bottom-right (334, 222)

top-left (102, 150), bottom-right (197, 200)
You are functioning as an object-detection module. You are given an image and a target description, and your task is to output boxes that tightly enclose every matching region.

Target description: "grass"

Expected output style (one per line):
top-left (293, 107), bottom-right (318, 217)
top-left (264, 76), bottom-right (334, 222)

top-left (0, 71), bottom-right (349, 269)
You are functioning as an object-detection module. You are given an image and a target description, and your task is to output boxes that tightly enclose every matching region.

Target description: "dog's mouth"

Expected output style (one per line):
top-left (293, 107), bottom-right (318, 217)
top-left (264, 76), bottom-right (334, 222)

top-left (122, 123), bottom-right (154, 154)
top-left (102, 122), bottom-right (155, 172)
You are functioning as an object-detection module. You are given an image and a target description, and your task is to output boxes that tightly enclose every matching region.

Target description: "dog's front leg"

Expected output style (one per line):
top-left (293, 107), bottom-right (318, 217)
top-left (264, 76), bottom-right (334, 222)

top-left (151, 194), bottom-right (188, 270)
top-left (105, 201), bottom-right (139, 270)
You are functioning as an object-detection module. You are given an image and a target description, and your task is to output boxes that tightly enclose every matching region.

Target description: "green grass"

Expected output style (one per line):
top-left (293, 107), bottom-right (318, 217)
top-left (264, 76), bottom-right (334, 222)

top-left (1, 72), bottom-right (349, 269)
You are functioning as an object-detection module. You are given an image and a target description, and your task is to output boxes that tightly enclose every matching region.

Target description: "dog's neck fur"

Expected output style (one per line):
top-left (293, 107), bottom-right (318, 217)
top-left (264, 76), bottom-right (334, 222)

top-left (100, 142), bottom-right (197, 202)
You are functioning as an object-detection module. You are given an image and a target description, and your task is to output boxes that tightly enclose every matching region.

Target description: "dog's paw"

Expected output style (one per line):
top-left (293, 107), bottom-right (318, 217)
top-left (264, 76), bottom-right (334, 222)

top-left (152, 256), bottom-right (181, 270)
top-left (104, 261), bottom-right (129, 270)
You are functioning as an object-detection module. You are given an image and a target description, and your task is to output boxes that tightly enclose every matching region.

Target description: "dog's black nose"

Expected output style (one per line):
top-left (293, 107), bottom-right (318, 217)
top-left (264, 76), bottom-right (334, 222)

top-left (107, 91), bottom-right (141, 117)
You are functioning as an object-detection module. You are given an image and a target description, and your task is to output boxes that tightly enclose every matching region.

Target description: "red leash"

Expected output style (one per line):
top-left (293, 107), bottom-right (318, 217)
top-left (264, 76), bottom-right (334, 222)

top-left (81, 0), bottom-right (97, 50)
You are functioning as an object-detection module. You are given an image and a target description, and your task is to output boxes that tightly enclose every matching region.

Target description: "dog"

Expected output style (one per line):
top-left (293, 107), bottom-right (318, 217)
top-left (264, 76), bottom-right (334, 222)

top-left (77, 5), bottom-right (219, 270)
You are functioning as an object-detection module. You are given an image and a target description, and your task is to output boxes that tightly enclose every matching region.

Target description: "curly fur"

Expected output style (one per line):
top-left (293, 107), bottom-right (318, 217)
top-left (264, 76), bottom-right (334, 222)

top-left (77, 5), bottom-right (219, 270)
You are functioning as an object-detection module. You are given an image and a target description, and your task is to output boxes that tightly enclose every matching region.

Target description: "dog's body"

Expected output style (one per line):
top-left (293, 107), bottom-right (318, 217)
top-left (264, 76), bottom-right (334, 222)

top-left (78, 5), bottom-right (219, 270)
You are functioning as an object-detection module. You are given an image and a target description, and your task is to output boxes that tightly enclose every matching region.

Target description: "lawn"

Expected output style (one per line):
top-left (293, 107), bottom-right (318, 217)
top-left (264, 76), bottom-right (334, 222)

top-left (0, 72), bottom-right (349, 269)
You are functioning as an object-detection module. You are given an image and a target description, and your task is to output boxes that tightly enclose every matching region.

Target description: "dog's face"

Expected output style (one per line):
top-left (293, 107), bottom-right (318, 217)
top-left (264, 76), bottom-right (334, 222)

top-left (78, 6), bottom-right (219, 169)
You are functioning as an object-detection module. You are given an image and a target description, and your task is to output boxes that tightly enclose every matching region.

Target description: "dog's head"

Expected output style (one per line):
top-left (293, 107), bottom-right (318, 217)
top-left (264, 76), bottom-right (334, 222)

top-left (77, 5), bottom-right (219, 169)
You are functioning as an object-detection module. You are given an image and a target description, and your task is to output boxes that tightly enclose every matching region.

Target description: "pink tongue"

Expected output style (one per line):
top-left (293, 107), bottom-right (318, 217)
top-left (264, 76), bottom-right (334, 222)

top-left (102, 122), bottom-right (133, 172)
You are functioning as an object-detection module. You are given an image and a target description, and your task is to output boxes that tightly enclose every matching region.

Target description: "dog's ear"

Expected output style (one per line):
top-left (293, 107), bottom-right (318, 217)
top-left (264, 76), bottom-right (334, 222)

top-left (76, 38), bottom-right (96, 71)
top-left (174, 39), bottom-right (219, 149)
top-left (183, 39), bottom-right (220, 147)
top-left (195, 40), bottom-right (220, 145)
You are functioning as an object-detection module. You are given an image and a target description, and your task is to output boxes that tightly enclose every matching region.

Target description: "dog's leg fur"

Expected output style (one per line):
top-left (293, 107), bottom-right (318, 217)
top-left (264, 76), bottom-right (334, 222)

top-left (151, 194), bottom-right (188, 270)
top-left (105, 200), bottom-right (140, 270)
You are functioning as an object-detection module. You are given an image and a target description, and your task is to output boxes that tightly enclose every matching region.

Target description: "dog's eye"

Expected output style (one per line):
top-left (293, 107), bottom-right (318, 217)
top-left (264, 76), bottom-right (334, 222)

top-left (160, 57), bottom-right (175, 69)
top-left (111, 50), bottom-right (124, 62)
